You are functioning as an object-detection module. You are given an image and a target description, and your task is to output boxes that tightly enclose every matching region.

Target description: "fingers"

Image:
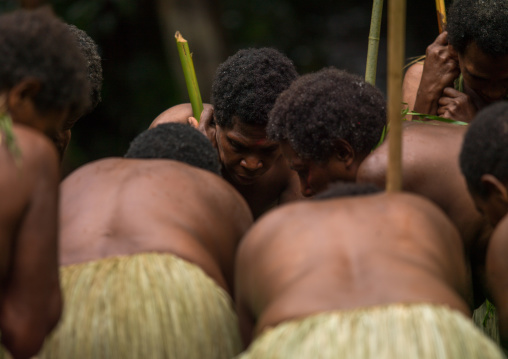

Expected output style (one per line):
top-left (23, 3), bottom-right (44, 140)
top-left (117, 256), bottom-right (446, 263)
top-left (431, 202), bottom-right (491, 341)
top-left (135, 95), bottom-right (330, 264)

top-left (187, 117), bottom-right (199, 128)
top-left (435, 31), bottom-right (449, 46)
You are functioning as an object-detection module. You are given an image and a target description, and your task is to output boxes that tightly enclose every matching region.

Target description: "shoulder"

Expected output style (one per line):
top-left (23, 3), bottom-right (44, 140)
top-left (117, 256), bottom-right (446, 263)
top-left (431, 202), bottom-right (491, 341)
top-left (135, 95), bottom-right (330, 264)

top-left (237, 199), bottom-right (315, 257)
top-left (487, 216), bottom-right (508, 269)
top-left (403, 61), bottom-right (424, 83)
top-left (9, 126), bottom-right (59, 183)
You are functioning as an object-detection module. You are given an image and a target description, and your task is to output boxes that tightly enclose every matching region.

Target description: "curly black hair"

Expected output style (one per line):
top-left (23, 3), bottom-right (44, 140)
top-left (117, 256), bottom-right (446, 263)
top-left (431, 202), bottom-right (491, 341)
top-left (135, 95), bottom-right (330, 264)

top-left (125, 123), bottom-right (221, 175)
top-left (65, 24), bottom-right (103, 129)
top-left (313, 181), bottom-right (382, 200)
top-left (0, 9), bottom-right (90, 120)
top-left (211, 47), bottom-right (298, 129)
top-left (448, 0), bottom-right (508, 55)
top-left (267, 67), bottom-right (386, 162)
top-left (460, 101), bottom-right (508, 197)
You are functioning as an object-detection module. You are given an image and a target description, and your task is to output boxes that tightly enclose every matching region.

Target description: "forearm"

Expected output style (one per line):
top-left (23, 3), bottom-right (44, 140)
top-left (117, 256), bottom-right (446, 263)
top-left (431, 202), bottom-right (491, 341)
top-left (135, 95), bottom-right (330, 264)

top-left (412, 81), bottom-right (445, 117)
top-left (0, 281), bottom-right (62, 359)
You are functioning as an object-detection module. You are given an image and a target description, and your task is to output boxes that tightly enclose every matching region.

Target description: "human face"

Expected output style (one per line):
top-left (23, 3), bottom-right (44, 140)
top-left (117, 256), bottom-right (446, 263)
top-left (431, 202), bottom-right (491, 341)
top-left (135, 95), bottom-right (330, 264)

top-left (459, 42), bottom-right (508, 108)
top-left (280, 141), bottom-right (350, 197)
top-left (215, 117), bottom-right (281, 186)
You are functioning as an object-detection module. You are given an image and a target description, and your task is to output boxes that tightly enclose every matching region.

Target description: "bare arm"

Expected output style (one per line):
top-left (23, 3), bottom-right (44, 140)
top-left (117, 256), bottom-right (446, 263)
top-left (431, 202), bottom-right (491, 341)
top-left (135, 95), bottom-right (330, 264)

top-left (0, 135), bottom-right (62, 359)
top-left (149, 103), bottom-right (213, 129)
top-left (402, 61), bottom-right (424, 114)
top-left (486, 219), bottom-right (508, 351)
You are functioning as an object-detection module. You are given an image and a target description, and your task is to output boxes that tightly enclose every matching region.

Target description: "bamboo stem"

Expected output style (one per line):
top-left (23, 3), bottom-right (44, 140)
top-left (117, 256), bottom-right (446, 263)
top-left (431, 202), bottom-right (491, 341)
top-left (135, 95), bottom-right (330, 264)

top-left (435, 0), bottom-right (447, 33)
top-left (175, 31), bottom-right (203, 122)
top-left (386, 0), bottom-right (406, 192)
top-left (365, 0), bottom-right (384, 85)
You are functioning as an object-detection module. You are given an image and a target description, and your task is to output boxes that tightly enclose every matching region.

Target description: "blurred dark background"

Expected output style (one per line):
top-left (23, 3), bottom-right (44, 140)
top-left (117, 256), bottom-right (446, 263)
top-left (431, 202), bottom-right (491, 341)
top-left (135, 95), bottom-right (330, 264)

top-left (0, 0), bottom-right (449, 177)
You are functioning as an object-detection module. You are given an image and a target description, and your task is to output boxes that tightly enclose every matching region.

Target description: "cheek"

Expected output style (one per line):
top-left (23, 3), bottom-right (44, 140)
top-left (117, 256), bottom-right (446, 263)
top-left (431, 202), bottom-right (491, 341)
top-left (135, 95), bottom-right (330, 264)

top-left (307, 168), bottom-right (329, 192)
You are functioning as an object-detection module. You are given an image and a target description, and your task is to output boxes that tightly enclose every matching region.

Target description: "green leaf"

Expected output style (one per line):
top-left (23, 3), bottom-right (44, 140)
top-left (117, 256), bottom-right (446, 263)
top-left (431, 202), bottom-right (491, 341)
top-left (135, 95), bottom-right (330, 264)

top-left (0, 111), bottom-right (22, 166)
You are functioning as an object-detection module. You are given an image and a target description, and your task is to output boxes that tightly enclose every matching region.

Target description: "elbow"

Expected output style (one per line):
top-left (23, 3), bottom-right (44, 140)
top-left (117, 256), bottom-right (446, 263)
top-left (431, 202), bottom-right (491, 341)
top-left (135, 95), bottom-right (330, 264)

top-left (1, 290), bottom-right (62, 359)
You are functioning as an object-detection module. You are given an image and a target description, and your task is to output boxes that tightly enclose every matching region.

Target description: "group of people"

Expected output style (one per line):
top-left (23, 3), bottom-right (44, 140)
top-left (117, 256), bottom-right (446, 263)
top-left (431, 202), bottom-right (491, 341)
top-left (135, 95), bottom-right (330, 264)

top-left (1, 0), bottom-right (508, 358)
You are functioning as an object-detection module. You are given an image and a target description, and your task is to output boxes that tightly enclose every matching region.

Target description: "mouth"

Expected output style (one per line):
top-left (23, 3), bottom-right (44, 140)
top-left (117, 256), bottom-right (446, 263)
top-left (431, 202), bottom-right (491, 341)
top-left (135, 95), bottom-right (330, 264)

top-left (234, 173), bottom-right (260, 185)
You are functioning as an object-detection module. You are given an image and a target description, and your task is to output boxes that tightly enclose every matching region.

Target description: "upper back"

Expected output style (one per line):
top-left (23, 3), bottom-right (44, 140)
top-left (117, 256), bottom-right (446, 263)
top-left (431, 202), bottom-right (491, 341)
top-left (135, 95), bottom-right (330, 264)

top-left (60, 158), bottom-right (252, 290)
top-left (237, 192), bottom-right (470, 330)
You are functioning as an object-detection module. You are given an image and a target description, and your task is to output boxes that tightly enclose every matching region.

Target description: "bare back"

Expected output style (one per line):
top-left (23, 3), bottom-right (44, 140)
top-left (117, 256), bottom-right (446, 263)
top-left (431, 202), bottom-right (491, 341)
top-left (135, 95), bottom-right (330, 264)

top-left (236, 192), bottom-right (471, 343)
top-left (60, 158), bottom-right (253, 293)
top-left (357, 121), bottom-right (487, 249)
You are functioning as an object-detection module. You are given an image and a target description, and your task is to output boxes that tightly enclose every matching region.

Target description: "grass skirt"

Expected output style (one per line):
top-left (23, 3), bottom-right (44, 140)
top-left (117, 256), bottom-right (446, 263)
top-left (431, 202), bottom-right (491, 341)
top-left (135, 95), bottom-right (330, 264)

top-left (38, 252), bottom-right (241, 359)
top-left (237, 303), bottom-right (506, 359)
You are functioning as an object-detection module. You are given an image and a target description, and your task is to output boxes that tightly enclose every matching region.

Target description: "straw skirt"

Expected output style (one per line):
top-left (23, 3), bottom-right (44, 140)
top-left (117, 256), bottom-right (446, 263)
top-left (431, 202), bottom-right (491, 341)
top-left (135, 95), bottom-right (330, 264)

top-left (237, 303), bottom-right (506, 359)
top-left (38, 252), bottom-right (242, 359)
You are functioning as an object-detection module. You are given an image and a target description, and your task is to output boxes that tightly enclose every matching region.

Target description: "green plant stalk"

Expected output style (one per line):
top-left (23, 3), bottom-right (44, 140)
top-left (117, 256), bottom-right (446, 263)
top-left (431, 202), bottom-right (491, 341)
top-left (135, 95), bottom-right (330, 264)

top-left (0, 111), bottom-right (22, 166)
top-left (365, 0), bottom-right (384, 85)
top-left (175, 31), bottom-right (203, 122)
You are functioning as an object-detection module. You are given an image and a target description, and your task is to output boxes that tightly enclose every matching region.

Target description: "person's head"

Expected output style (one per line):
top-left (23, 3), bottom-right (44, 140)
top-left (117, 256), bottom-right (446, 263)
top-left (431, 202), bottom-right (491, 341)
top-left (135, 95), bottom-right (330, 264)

top-left (207, 47), bottom-right (298, 185)
top-left (313, 182), bottom-right (382, 201)
top-left (0, 8), bottom-right (89, 144)
top-left (267, 67), bottom-right (386, 197)
top-left (460, 101), bottom-right (508, 226)
top-left (447, 0), bottom-right (508, 105)
top-left (125, 122), bottom-right (221, 175)
top-left (52, 24), bottom-right (103, 159)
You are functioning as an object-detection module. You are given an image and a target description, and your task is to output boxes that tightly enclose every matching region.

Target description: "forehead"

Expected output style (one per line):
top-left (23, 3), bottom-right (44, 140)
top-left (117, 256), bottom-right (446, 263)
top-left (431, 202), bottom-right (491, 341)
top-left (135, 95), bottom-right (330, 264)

top-left (223, 117), bottom-right (275, 146)
top-left (461, 42), bottom-right (508, 78)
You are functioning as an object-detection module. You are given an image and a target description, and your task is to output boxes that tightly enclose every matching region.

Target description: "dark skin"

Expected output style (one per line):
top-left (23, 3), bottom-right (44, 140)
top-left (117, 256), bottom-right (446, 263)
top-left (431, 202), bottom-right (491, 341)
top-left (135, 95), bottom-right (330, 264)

top-left (0, 82), bottom-right (65, 359)
top-left (403, 32), bottom-right (508, 123)
top-left (149, 103), bottom-right (303, 219)
top-left (235, 192), bottom-right (471, 347)
top-left (467, 175), bottom-right (508, 351)
top-left (357, 121), bottom-right (491, 308)
top-left (280, 140), bottom-right (367, 197)
top-left (486, 213), bottom-right (508, 352)
top-left (59, 158), bottom-right (253, 296)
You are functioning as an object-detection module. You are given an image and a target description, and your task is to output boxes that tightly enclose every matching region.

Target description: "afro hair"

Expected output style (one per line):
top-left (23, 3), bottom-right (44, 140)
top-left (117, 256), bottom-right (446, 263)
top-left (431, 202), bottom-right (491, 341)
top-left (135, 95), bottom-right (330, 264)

top-left (211, 47), bottom-right (298, 129)
top-left (268, 67), bottom-right (386, 162)
top-left (125, 122), bottom-right (221, 175)
top-left (448, 0), bottom-right (508, 56)
top-left (65, 24), bottom-right (103, 128)
top-left (0, 9), bottom-right (90, 120)
top-left (460, 101), bottom-right (508, 197)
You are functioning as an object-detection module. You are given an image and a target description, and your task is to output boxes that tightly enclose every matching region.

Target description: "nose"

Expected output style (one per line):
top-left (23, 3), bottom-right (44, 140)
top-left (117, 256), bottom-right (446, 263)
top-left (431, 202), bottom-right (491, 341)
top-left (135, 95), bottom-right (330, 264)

top-left (240, 156), bottom-right (263, 171)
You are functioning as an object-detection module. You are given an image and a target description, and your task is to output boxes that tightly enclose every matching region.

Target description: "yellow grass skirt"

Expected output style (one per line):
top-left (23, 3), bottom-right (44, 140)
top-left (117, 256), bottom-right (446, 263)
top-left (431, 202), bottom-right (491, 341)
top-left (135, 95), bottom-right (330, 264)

top-left (38, 252), bottom-right (242, 359)
top-left (237, 303), bottom-right (506, 359)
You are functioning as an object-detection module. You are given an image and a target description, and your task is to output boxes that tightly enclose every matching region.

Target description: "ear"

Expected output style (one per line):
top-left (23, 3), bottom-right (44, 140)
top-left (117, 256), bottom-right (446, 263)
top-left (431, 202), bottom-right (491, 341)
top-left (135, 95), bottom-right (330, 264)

top-left (200, 111), bottom-right (218, 149)
top-left (481, 174), bottom-right (508, 204)
top-left (7, 79), bottom-right (41, 108)
top-left (6, 79), bottom-right (41, 122)
top-left (57, 129), bottom-right (71, 161)
top-left (333, 139), bottom-right (355, 167)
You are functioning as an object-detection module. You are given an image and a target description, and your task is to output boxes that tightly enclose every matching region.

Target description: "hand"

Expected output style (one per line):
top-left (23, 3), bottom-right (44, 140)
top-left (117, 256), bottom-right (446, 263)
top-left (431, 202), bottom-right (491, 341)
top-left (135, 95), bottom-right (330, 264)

top-left (421, 31), bottom-right (460, 92)
top-left (414, 32), bottom-right (460, 115)
top-left (437, 87), bottom-right (477, 122)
